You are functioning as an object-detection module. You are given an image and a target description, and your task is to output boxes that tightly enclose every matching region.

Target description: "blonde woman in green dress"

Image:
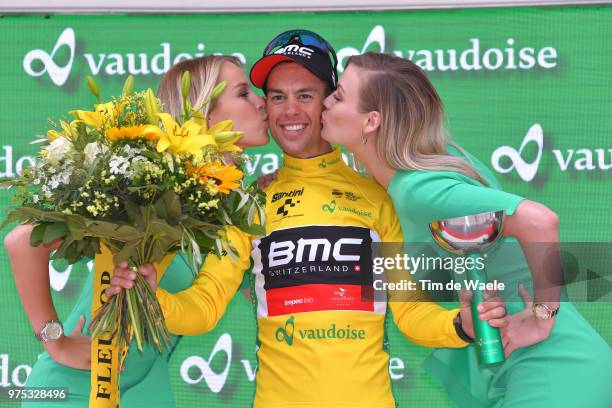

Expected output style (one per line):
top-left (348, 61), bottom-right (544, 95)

top-left (320, 52), bottom-right (612, 407)
top-left (4, 55), bottom-right (269, 407)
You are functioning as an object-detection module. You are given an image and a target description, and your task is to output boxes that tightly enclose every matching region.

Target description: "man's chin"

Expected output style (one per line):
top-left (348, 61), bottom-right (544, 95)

top-left (282, 147), bottom-right (309, 159)
top-left (273, 139), bottom-right (305, 158)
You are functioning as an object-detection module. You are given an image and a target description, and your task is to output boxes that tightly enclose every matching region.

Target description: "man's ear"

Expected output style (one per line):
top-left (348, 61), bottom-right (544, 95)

top-left (363, 111), bottom-right (381, 134)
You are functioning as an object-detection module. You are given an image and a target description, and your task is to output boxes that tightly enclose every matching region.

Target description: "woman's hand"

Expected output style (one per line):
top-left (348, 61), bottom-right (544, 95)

top-left (459, 289), bottom-right (507, 340)
top-left (104, 262), bottom-right (158, 298)
top-left (257, 171), bottom-right (278, 190)
top-left (500, 284), bottom-right (555, 357)
top-left (46, 316), bottom-right (91, 370)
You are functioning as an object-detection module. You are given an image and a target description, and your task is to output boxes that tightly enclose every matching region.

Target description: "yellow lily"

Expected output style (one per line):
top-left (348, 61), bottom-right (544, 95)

top-left (70, 101), bottom-right (123, 129)
top-left (48, 119), bottom-right (81, 141)
top-left (207, 120), bottom-right (244, 152)
top-left (146, 113), bottom-right (215, 159)
top-left (47, 130), bottom-right (62, 141)
top-left (215, 131), bottom-right (244, 152)
top-left (207, 120), bottom-right (233, 134)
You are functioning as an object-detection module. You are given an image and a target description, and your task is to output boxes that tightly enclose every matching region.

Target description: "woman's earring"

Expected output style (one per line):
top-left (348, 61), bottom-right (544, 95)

top-left (361, 129), bottom-right (369, 145)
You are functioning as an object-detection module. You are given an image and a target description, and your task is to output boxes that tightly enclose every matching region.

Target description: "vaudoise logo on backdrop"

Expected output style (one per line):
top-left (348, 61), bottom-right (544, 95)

top-left (492, 124), bottom-right (612, 182)
top-left (22, 27), bottom-right (245, 87)
top-left (23, 26), bottom-right (560, 87)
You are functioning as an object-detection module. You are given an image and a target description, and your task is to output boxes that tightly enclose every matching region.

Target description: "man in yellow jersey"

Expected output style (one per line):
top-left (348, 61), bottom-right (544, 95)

top-left (109, 30), bottom-right (505, 407)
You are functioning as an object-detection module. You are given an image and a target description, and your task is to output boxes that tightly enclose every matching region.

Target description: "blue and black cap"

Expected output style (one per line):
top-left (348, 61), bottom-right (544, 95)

top-left (250, 29), bottom-right (338, 93)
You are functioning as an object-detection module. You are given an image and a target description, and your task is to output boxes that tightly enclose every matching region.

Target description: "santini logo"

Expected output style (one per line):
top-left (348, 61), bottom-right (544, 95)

top-left (492, 124), bottom-right (612, 182)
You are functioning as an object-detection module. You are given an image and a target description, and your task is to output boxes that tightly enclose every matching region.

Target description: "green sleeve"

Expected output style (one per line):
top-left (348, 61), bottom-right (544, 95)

top-left (388, 170), bottom-right (524, 223)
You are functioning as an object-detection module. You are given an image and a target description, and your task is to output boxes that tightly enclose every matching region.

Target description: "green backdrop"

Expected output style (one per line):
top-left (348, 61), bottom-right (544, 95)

top-left (1, 4), bottom-right (611, 407)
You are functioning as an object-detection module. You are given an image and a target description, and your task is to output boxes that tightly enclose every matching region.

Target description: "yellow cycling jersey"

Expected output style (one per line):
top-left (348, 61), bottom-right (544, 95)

top-left (157, 148), bottom-right (467, 408)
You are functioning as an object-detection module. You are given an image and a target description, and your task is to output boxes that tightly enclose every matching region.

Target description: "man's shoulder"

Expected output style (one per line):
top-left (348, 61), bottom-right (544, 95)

top-left (338, 166), bottom-right (391, 201)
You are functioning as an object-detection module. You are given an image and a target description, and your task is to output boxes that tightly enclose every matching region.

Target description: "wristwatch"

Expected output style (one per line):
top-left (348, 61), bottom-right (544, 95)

top-left (35, 320), bottom-right (64, 342)
top-left (532, 303), bottom-right (559, 320)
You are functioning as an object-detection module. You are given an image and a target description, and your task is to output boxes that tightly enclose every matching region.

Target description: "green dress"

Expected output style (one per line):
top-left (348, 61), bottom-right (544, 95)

top-left (23, 254), bottom-right (195, 407)
top-left (387, 145), bottom-right (612, 407)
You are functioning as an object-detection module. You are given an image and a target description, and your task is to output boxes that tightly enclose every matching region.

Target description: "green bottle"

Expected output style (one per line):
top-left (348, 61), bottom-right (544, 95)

top-left (467, 253), bottom-right (505, 366)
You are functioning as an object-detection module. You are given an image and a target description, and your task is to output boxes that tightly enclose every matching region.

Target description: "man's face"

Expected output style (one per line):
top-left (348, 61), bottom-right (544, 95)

top-left (265, 62), bottom-right (331, 159)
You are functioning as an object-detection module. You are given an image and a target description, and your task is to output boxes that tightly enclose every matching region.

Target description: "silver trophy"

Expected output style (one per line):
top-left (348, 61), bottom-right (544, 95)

top-left (429, 210), bottom-right (505, 365)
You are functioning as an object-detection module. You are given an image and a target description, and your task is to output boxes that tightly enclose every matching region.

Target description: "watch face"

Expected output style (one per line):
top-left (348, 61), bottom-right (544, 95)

top-left (534, 304), bottom-right (551, 320)
top-left (44, 322), bottom-right (63, 340)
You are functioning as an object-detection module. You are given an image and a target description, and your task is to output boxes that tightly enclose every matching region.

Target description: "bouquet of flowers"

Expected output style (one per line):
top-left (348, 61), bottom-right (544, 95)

top-left (2, 74), bottom-right (265, 354)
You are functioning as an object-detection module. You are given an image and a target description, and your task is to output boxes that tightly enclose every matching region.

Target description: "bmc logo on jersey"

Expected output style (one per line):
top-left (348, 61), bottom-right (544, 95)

top-left (255, 225), bottom-right (374, 290)
top-left (254, 225), bottom-right (377, 316)
top-left (269, 237), bottom-right (362, 267)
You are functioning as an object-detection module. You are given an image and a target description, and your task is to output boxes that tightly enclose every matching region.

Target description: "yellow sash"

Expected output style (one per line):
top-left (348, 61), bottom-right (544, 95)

top-left (89, 244), bottom-right (174, 407)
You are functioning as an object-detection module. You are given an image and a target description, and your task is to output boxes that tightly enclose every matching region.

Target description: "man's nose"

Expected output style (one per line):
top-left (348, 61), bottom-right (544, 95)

top-left (283, 97), bottom-right (301, 116)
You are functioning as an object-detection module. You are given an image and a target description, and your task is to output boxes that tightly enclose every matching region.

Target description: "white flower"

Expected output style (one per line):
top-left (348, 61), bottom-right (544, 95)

top-left (32, 194), bottom-right (39, 203)
top-left (84, 143), bottom-right (108, 169)
top-left (41, 185), bottom-right (52, 198)
top-left (123, 145), bottom-right (146, 158)
top-left (109, 155), bottom-right (130, 175)
top-left (43, 136), bottom-right (72, 164)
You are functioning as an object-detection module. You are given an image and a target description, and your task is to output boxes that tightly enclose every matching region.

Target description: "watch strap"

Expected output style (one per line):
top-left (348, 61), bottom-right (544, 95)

top-left (453, 313), bottom-right (475, 343)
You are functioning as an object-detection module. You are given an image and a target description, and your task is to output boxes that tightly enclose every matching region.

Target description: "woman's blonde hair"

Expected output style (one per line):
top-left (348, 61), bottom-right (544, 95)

top-left (347, 52), bottom-right (488, 185)
top-left (157, 55), bottom-right (243, 118)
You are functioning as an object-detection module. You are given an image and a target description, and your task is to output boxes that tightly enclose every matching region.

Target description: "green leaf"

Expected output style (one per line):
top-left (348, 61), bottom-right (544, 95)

top-left (87, 221), bottom-right (144, 242)
top-left (248, 203), bottom-right (255, 226)
top-left (237, 222), bottom-right (265, 236)
top-left (180, 216), bottom-right (217, 230)
top-left (235, 190), bottom-right (250, 212)
top-left (146, 239), bottom-right (167, 264)
top-left (150, 221), bottom-right (182, 242)
top-left (43, 222), bottom-right (68, 244)
top-left (30, 223), bottom-right (47, 246)
top-left (14, 207), bottom-right (67, 222)
top-left (52, 235), bottom-right (75, 260)
top-left (114, 241), bottom-right (140, 265)
top-left (153, 191), bottom-right (182, 223)
top-left (65, 216), bottom-right (86, 240)
top-left (126, 288), bottom-right (143, 352)
top-left (124, 200), bottom-right (144, 227)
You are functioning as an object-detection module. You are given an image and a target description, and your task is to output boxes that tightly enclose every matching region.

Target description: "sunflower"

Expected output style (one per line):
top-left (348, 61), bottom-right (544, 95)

top-left (186, 162), bottom-right (243, 194)
top-left (106, 125), bottom-right (159, 142)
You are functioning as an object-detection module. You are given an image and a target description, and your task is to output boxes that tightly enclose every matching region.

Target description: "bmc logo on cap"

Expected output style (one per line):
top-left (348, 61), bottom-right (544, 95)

top-left (274, 45), bottom-right (315, 58)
